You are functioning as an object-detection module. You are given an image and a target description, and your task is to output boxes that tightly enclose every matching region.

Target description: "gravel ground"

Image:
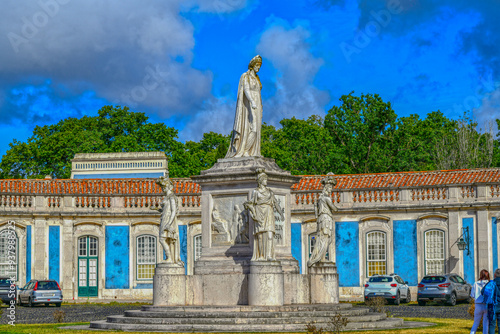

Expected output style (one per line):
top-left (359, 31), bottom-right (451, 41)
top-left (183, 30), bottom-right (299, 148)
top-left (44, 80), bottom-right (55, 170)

top-left (384, 302), bottom-right (471, 319)
top-left (0, 302), bottom-right (150, 324)
top-left (0, 301), bottom-right (471, 324)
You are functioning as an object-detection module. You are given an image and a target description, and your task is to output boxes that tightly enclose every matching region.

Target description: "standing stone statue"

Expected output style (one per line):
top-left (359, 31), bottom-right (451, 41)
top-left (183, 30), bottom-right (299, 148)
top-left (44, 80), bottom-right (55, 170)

top-left (307, 173), bottom-right (338, 267)
top-left (225, 55), bottom-right (263, 158)
top-left (244, 168), bottom-right (284, 261)
top-left (152, 176), bottom-right (183, 265)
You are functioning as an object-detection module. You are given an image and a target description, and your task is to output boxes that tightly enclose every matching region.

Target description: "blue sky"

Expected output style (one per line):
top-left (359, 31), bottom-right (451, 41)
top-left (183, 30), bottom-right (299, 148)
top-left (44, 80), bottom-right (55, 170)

top-left (0, 0), bottom-right (499, 157)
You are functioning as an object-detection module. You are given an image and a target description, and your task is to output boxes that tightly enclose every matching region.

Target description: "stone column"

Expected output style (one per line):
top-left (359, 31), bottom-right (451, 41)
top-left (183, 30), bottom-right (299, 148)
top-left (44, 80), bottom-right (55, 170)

top-left (153, 264), bottom-right (186, 306)
top-left (33, 218), bottom-right (47, 279)
top-left (309, 263), bottom-right (339, 304)
top-left (62, 218), bottom-right (74, 299)
top-left (248, 261), bottom-right (284, 306)
top-left (477, 210), bottom-right (490, 272)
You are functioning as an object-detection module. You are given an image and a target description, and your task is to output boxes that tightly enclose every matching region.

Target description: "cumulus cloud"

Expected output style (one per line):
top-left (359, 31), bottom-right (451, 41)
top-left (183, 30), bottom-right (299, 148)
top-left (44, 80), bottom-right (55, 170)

top-left (256, 21), bottom-right (330, 124)
top-left (473, 86), bottom-right (500, 129)
top-left (0, 0), bottom-right (245, 127)
top-left (178, 96), bottom-right (236, 142)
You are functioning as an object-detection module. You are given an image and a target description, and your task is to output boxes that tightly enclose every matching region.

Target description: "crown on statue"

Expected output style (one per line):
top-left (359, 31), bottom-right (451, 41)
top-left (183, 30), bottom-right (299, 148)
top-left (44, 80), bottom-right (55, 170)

top-left (321, 172), bottom-right (337, 186)
top-left (248, 55), bottom-right (262, 69)
top-left (256, 168), bottom-right (267, 182)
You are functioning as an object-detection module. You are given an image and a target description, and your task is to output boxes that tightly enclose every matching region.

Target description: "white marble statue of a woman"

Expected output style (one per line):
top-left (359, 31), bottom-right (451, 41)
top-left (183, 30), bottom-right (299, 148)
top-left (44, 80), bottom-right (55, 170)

top-left (244, 168), bottom-right (284, 261)
top-left (307, 173), bottom-right (337, 267)
top-left (225, 55), bottom-right (263, 158)
top-left (152, 176), bottom-right (183, 265)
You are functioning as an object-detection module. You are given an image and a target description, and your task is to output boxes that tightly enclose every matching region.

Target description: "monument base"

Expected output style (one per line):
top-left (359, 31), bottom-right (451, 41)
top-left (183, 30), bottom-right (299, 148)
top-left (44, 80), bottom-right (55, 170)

top-left (153, 263), bottom-right (186, 306)
top-left (309, 262), bottom-right (339, 304)
top-left (248, 261), bottom-right (284, 306)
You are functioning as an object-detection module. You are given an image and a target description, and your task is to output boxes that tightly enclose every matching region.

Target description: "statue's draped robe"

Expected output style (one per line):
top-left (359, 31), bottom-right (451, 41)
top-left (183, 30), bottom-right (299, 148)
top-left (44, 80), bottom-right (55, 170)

top-left (225, 70), bottom-right (262, 158)
top-left (308, 193), bottom-right (336, 267)
top-left (159, 194), bottom-right (181, 263)
top-left (248, 187), bottom-right (278, 260)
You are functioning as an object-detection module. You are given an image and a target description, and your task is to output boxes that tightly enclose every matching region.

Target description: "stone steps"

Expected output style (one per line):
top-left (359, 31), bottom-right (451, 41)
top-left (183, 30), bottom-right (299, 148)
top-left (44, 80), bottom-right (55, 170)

top-left (90, 318), bottom-right (404, 332)
top-left (107, 313), bottom-right (386, 325)
top-left (124, 308), bottom-right (370, 319)
top-left (89, 304), bottom-right (409, 332)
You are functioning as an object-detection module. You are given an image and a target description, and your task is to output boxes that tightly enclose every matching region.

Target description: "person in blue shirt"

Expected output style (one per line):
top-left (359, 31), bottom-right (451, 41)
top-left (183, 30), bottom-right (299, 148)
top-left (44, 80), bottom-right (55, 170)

top-left (488, 269), bottom-right (500, 334)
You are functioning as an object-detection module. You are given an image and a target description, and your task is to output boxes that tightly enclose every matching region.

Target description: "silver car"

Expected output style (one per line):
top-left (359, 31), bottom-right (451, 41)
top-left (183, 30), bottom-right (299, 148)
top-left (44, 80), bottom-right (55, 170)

top-left (417, 273), bottom-right (472, 306)
top-left (18, 279), bottom-right (63, 307)
top-left (0, 277), bottom-right (16, 304)
top-left (364, 274), bottom-right (411, 305)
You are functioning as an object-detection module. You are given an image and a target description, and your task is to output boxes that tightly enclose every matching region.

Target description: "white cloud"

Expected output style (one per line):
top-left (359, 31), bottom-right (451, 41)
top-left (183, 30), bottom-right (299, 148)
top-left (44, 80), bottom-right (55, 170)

top-left (0, 0), bottom-right (244, 124)
top-left (178, 96), bottom-right (236, 142)
top-left (256, 21), bottom-right (330, 123)
top-left (474, 86), bottom-right (500, 129)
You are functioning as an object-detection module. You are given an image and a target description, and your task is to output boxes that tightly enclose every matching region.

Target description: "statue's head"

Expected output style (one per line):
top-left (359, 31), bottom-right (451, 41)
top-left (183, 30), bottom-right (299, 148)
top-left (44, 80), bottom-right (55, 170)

top-left (321, 172), bottom-right (337, 191)
top-left (248, 55), bottom-right (262, 70)
top-left (256, 168), bottom-right (267, 185)
top-left (156, 176), bottom-right (173, 192)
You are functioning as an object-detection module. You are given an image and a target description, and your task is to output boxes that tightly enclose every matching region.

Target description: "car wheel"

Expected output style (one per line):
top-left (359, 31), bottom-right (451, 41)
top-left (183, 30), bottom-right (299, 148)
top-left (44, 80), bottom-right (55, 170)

top-left (418, 300), bottom-right (426, 306)
top-left (55, 303), bottom-right (61, 307)
top-left (28, 298), bottom-right (33, 307)
top-left (394, 291), bottom-right (400, 305)
top-left (448, 293), bottom-right (457, 306)
top-left (405, 290), bottom-right (411, 303)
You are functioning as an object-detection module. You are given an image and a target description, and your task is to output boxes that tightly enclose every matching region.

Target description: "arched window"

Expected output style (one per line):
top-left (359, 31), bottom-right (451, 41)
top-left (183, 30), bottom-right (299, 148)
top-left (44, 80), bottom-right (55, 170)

top-left (0, 229), bottom-right (18, 278)
top-left (366, 231), bottom-right (386, 277)
top-left (137, 235), bottom-right (156, 280)
top-left (424, 230), bottom-right (445, 274)
top-left (194, 234), bottom-right (202, 262)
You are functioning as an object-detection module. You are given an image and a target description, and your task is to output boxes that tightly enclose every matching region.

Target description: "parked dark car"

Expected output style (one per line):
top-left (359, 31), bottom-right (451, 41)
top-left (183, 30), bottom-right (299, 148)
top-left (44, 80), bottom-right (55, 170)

top-left (364, 273), bottom-right (411, 305)
top-left (0, 277), bottom-right (16, 304)
top-left (417, 273), bottom-right (472, 306)
top-left (18, 279), bottom-right (62, 307)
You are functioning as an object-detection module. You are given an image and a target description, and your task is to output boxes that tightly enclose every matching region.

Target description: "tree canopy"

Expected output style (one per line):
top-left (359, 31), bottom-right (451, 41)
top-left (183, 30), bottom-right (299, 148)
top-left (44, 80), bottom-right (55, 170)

top-left (1, 96), bottom-right (498, 179)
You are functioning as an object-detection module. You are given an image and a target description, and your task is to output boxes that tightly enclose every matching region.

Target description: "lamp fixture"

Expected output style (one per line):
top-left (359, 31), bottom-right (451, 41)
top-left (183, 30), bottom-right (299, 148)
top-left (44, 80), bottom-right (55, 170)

top-left (456, 227), bottom-right (470, 256)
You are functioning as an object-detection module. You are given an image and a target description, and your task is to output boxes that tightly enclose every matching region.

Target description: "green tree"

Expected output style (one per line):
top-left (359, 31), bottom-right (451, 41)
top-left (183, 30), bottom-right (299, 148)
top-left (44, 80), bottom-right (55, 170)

top-left (494, 119), bottom-right (500, 167)
top-left (434, 114), bottom-right (495, 170)
top-left (388, 111), bottom-right (457, 172)
top-left (179, 132), bottom-right (230, 177)
top-left (324, 92), bottom-right (397, 174)
top-left (262, 116), bottom-right (342, 175)
top-left (0, 106), bottom-right (184, 179)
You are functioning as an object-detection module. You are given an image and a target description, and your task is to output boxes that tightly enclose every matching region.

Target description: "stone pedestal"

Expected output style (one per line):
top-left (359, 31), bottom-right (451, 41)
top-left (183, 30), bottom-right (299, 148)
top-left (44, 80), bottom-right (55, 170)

top-left (309, 262), bottom-right (339, 304)
top-left (189, 156), bottom-right (301, 306)
top-left (248, 261), bottom-right (284, 306)
top-left (153, 264), bottom-right (186, 306)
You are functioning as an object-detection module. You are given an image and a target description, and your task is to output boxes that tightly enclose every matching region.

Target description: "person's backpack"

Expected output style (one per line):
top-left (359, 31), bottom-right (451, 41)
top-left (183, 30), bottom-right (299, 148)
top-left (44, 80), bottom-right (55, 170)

top-left (481, 281), bottom-right (498, 322)
top-left (482, 281), bottom-right (498, 305)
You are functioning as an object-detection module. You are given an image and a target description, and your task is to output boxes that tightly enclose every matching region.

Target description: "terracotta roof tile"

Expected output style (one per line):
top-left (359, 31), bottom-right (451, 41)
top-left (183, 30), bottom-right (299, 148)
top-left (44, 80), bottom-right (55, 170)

top-left (0, 168), bottom-right (498, 195)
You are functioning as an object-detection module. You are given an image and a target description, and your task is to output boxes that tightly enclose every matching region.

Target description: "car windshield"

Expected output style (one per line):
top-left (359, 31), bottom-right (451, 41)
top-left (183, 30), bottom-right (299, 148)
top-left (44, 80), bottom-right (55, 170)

top-left (37, 281), bottom-right (59, 290)
top-left (421, 276), bottom-right (446, 283)
top-left (0, 278), bottom-right (11, 286)
top-left (369, 277), bottom-right (393, 283)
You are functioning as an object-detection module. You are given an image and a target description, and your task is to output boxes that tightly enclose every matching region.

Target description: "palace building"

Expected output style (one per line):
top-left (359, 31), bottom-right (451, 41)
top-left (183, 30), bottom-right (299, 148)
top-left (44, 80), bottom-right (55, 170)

top-left (0, 152), bottom-right (499, 299)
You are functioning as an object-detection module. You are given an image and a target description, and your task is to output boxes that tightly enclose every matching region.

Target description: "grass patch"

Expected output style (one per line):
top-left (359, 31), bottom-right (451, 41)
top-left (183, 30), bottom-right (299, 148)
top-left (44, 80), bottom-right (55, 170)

top-left (0, 317), bottom-right (473, 333)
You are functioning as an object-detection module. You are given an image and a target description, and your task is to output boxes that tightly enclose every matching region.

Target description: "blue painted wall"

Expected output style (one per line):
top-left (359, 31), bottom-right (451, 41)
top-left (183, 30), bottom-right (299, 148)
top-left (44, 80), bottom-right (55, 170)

top-left (463, 218), bottom-right (475, 284)
top-left (48, 226), bottom-right (60, 282)
top-left (74, 172), bottom-right (164, 179)
top-left (393, 220), bottom-right (418, 285)
top-left (335, 221), bottom-right (359, 287)
top-left (26, 225), bottom-right (31, 282)
top-left (105, 226), bottom-right (130, 289)
top-left (493, 217), bottom-right (498, 272)
top-left (291, 223), bottom-right (302, 273)
top-left (179, 225), bottom-right (187, 274)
